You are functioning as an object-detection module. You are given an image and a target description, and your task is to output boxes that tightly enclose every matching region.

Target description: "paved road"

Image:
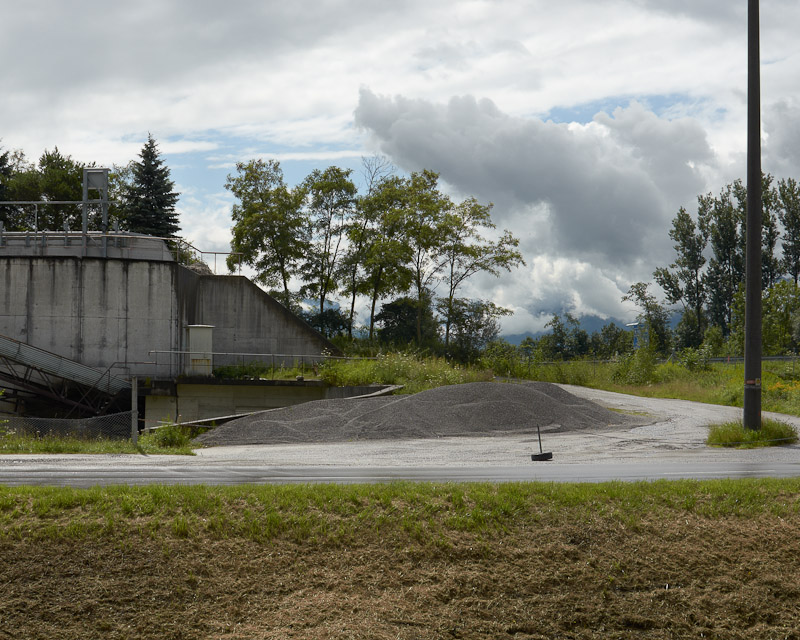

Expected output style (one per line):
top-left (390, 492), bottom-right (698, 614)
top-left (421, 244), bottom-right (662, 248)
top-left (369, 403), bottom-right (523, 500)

top-left (2, 385), bottom-right (800, 487)
top-left (1, 460), bottom-right (799, 488)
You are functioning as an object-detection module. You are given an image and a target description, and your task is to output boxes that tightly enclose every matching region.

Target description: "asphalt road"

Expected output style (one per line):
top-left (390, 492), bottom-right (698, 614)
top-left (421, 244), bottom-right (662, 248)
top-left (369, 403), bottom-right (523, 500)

top-left (1, 460), bottom-right (799, 488)
top-left (3, 385), bottom-right (800, 487)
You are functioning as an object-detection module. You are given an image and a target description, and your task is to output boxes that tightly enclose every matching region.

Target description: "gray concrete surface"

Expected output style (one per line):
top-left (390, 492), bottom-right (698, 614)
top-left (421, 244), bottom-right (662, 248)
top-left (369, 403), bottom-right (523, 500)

top-left (4, 385), bottom-right (800, 488)
top-left (188, 384), bottom-right (800, 467)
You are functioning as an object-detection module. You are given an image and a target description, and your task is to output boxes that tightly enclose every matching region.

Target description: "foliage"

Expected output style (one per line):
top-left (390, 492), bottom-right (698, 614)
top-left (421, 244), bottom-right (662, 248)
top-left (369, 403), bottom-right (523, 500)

top-left (707, 418), bottom-right (798, 448)
top-left (437, 197), bottom-right (524, 347)
top-left (441, 299), bottom-right (511, 363)
top-left (0, 147), bottom-right (87, 231)
top-left (121, 134), bottom-right (180, 238)
top-left (225, 159), bottom-right (309, 309)
top-left (299, 166), bottom-right (357, 317)
top-left (374, 294), bottom-right (440, 349)
top-left (318, 352), bottom-right (491, 394)
top-left (0, 429), bottom-right (195, 455)
top-left (611, 347), bottom-right (658, 385)
top-left (137, 424), bottom-right (197, 452)
top-left (622, 282), bottom-right (672, 356)
top-left (212, 360), bottom-right (310, 380)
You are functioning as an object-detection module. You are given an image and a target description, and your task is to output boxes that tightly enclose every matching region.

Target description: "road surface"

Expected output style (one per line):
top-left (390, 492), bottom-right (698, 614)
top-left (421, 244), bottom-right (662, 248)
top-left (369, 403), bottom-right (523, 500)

top-left (2, 385), bottom-right (800, 486)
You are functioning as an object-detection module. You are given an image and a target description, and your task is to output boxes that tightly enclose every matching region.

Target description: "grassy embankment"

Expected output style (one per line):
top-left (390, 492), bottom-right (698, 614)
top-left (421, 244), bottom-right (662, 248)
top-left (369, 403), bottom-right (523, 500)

top-left (0, 423), bottom-right (197, 455)
top-left (321, 351), bottom-right (800, 416)
top-left (3, 479), bottom-right (800, 638)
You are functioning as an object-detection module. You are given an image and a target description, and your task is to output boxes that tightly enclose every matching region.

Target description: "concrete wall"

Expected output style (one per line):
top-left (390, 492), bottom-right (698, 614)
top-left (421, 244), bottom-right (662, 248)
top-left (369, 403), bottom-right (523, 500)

top-left (0, 257), bottom-right (180, 377)
top-left (190, 276), bottom-right (334, 366)
top-left (0, 255), bottom-right (338, 380)
top-left (144, 381), bottom-right (394, 428)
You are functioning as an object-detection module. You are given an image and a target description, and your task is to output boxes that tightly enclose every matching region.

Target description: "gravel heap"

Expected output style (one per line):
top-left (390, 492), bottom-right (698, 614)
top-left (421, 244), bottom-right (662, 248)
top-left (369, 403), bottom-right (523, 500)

top-left (195, 381), bottom-right (644, 447)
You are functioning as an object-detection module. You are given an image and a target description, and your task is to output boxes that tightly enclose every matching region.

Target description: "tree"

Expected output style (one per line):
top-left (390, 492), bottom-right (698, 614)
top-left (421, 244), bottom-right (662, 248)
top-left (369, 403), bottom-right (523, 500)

top-left (401, 170), bottom-right (451, 345)
top-left (589, 322), bottom-right (633, 359)
top-left (352, 175), bottom-right (413, 341)
top-left (341, 156), bottom-right (395, 338)
top-left (123, 134), bottom-right (180, 237)
top-left (734, 173), bottom-right (782, 289)
top-left (226, 159), bottom-right (309, 310)
top-left (0, 148), bottom-right (86, 231)
top-left (622, 282), bottom-right (671, 355)
top-left (375, 294), bottom-right (439, 349)
top-left (0, 145), bottom-right (12, 227)
top-left (705, 186), bottom-right (743, 335)
top-left (301, 306), bottom-right (350, 339)
top-left (437, 197), bottom-right (524, 348)
top-left (299, 166), bottom-right (357, 318)
top-left (653, 203), bottom-right (709, 348)
top-left (778, 177), bottom-right (800, 284)
top-left (443, 299), bottom-right (511, 363)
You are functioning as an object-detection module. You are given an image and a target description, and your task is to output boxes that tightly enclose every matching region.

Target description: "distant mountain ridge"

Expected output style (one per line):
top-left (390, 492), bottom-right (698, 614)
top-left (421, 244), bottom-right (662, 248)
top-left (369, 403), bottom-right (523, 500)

top-left (502, 314), bottom-right (631, 345)
top-left (502, 312), bottom-right (681, 345)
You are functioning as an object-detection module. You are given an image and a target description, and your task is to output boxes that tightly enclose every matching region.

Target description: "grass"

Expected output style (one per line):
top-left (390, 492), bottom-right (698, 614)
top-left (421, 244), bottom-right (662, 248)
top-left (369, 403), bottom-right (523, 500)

top-left (2, 478), bottom-right (800, 543)
top-left (707, 418), bottom-right (799, 448)
top-left (314, 349), bottom-right (800, 418)
top-left (319, 351), bottom-right (492, 394)
top-left (212, 360), bottom-right (313, 380)
top-left (0, 423), bottom-right (198, 455)
top-left (6, 479), bottom-right (800, 639)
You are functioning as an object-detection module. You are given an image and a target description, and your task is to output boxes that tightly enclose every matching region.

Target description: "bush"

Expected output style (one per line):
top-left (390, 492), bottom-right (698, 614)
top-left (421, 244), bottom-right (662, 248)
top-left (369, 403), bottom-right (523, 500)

top-left (612, 349), bottom-right (657, 385)
top-left (139, 424), bottom-right (194, 450)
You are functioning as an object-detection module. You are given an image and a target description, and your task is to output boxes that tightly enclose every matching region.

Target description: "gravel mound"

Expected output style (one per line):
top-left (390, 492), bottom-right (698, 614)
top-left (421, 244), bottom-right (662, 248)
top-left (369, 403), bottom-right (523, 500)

top-left (195, 381), bottom-right (645, 447)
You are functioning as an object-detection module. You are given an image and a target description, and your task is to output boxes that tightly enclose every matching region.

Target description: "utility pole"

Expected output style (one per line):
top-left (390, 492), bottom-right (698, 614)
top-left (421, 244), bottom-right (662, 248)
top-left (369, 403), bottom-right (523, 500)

top-left (743, 0), bottom-right (762, 430)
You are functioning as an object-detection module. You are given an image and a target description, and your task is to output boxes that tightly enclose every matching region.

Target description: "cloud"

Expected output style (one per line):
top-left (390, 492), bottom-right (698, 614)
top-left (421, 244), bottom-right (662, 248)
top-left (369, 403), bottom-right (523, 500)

top-left (355, 89), bottom-right (714, 270)
top-left (764, 99), bottom-right (800, 177)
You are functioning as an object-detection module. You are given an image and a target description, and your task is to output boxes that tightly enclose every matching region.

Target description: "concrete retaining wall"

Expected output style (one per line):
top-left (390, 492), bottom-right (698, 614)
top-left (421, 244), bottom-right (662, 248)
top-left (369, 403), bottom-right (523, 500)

top-left (0, 256), bottom-right (338, 380)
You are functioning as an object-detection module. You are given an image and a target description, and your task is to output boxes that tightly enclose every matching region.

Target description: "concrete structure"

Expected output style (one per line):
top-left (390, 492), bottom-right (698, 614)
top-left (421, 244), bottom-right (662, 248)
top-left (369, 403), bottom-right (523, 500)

top-left (0, 234), bottom-right (338, 380)
top-left (145, 380), bottom-right (394, 429)
top-left (0, 232), bottom-right (343, 419)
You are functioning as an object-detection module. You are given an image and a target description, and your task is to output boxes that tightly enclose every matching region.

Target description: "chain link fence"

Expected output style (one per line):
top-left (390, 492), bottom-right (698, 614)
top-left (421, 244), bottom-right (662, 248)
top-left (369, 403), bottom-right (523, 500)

top-left (0, 411), bottom-right (133, 440)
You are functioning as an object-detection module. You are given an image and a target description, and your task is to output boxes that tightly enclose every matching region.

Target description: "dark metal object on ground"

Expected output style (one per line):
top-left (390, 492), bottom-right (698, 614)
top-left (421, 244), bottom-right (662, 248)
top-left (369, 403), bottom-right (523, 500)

top-left (531, 422), bottom-right (552, 462)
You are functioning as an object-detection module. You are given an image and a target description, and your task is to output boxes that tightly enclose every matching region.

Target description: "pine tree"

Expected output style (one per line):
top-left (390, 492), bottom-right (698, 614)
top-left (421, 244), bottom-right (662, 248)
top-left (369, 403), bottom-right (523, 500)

top-left (124, 134), bottom-right (180, 237)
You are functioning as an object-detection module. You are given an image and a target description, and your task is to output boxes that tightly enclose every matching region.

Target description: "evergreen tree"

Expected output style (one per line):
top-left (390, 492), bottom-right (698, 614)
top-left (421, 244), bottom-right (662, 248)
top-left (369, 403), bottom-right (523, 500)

top-left (124, 134), bottom-right (180, 237)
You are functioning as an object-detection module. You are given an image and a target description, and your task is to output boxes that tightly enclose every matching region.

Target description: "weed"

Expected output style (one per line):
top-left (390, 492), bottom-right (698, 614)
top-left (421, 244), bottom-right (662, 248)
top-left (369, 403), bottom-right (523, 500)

top-left (707, 418), bottom-right (799, 448)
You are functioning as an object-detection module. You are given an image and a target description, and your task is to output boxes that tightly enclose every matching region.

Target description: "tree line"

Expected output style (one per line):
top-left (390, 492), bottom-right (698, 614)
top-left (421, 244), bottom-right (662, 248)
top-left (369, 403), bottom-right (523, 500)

top-left (626, 173), bottom-right (800, 357)
top-left (0, 134), bottom-right (180, 238)
top-left (225, 157), bottom-right (525, 361)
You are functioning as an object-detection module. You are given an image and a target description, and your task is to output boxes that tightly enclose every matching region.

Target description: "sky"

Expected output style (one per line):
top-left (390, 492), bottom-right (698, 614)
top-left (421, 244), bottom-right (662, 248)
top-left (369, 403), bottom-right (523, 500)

top-left (3, 0), bottom-right (800, 336)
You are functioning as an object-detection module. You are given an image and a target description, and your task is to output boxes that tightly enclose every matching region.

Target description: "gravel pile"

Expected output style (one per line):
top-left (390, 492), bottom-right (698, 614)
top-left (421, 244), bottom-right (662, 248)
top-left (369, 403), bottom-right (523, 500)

top-left (195, 381), bottom-right (645, 447)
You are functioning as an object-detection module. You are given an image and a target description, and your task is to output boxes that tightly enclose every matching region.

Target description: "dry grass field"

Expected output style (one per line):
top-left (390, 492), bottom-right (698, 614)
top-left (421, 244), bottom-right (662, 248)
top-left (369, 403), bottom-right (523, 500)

top-left (1, 480), bottom-right (800, 639)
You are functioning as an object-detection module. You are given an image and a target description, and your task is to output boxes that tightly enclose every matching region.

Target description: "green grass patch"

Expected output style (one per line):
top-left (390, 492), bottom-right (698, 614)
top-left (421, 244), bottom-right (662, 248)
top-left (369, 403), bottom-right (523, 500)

top-left (707, 418), bottom-right (799, 448)
top-left (0, 423), bottom-right (198, 455)
top-left (319, 352), bottom-right (492, 394)
top-left (1, 479), bottom-right (799, 544)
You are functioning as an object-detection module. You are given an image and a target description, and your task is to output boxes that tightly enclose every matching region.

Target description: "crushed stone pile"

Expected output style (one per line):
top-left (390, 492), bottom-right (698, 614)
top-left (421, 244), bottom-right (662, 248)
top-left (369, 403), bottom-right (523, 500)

top-left (195, 381), bottom-right (646, 447)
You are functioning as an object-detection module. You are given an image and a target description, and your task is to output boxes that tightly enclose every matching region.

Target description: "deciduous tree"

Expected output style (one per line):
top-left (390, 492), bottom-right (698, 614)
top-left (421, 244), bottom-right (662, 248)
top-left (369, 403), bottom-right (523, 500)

top-left (437, 197), bottom-right (524, 348)
top-left (225, 159), bottom-right (309, 309)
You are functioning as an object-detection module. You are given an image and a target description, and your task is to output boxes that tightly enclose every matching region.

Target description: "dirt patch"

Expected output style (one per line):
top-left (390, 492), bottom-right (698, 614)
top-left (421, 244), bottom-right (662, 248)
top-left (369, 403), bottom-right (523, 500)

top-left (196, 381), bottom-right (644, 447)
top-left (3, 513), bottom-right (800, 639)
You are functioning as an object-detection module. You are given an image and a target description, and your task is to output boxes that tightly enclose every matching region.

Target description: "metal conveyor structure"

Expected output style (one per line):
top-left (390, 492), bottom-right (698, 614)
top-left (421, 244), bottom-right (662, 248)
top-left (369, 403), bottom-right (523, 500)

top-left (0, 333), bottom-right (131, 416)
